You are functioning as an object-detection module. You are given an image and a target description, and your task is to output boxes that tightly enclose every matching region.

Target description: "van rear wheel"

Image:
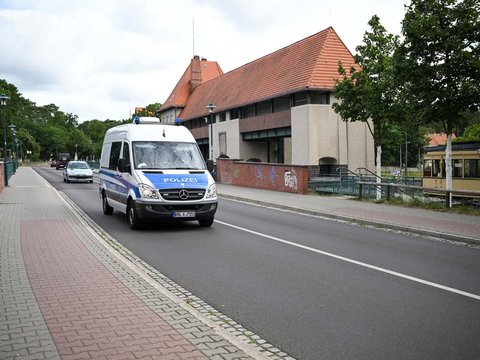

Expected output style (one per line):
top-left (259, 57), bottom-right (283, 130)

top-left (127, 200), bottom-right (142, 230)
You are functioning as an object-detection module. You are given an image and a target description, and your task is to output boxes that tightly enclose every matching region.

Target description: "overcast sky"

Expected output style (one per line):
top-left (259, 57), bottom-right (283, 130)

top-left (0, 0), bottom-right (409, 123)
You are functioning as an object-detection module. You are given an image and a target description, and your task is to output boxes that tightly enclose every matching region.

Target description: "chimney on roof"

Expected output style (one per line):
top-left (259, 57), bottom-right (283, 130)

top-left (190, 55), bottom-right (202, 93)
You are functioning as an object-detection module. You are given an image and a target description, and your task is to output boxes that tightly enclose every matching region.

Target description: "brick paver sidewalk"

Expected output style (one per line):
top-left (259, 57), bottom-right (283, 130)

top-left (1, 167), bottom-right (291, 360)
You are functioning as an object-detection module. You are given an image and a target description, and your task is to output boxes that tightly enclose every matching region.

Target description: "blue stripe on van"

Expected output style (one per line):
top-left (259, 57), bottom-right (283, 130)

top-left (100, 169), bottom-right (140, 197)
top-left (144, 173), bottom-right (208, 190)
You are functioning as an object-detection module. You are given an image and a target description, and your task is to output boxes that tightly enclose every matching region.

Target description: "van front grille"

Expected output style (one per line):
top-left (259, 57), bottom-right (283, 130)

top-left (159, 188), bottom-right (205, 201)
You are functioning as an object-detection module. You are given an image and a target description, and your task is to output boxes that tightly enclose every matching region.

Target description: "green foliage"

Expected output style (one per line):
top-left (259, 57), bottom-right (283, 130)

top-left (1, 78), bottom-right (162, 161)
top-left (133, 103), bottom-right (162, 118)
top-left (332, 15), bottom-right (403, 149)
top-left (454, 123), bottom-right (480, 141)
top-left (394, 0), bottom-right (480, 134)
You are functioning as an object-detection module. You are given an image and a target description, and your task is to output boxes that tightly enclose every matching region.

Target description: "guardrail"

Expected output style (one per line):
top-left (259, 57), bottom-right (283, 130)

top-left (357, 181), bottom-right (480, 208)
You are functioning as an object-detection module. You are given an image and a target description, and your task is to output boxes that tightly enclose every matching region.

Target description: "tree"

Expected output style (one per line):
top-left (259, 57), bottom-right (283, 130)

top-left (78, 119), bottom-right (123, 159)
top-left (66, 128), bottom-right (90, 160)
top-left (133, 103), bottom-right (162, 118)
top-left (454, 123), bottom-right (480, 141)
top-left (17, 128), bottom-right (40, 161)
top-left (332, 15), bottom-right (402, 199)
top-left (395, 0), bottom-right (480, 198)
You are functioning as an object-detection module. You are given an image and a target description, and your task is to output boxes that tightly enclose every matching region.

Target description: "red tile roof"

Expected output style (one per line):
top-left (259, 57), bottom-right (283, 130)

top-left (161, 56), bottom-right (223, 111)
top-left (171, 27), bottom-right (357, 121)
top-left (427, 133), bottom-right (456, 146)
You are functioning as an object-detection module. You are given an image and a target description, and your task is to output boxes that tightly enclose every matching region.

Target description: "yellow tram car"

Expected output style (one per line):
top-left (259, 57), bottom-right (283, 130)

top-left (423, 141), bottom-right (480, 197)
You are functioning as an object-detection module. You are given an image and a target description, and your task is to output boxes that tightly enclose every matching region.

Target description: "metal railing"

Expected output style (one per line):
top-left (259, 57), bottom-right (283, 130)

top-left (1, 160), bottom-right (17, 187)
top-left (310, 167), bottom-right (422, 198)
top-left (357, 181), bottom-right (480, 208)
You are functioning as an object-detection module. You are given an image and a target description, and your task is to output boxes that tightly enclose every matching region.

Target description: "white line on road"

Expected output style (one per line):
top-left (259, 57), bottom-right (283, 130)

top-left (215, 220), bottom-right (480, 301)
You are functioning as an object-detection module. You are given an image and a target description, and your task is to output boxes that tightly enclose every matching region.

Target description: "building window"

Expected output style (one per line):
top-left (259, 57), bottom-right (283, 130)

top-left (311, 91), bottom-right (330, 104)
top-left (219, 112), bottom-right (226, 122)
top-left (273, 97), bottom-right (291, 112)
top-left (257, 101), bottom-right (272, 115)
top-left (294, 92), bottom-right (308, 106)
top-left (465, 159), bottom-right (480, 178)
top-left (230, 108), bottom-right (240, 119)
top-left (242, 105), bottom-right (255, 118)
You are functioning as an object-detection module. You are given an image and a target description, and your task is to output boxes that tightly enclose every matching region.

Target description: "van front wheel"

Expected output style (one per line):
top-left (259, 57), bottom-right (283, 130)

top-left (102, 192), bottom-right (114, 215)
top-left (198, 217), bottom-right (214, 227)
top-left (127, 200), bottom-right (142, 230)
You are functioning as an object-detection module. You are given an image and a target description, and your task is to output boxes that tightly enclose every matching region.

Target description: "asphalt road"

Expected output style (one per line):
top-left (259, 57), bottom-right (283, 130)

top-left (35, 167), bottom-right (480, 360)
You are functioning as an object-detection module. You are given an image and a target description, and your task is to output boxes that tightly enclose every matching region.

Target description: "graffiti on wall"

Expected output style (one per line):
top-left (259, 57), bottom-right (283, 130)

top-left (269, 166), bottom-right (278, 184)
top-left (255, 165), bottom-right (264, 181)
top-left (284, 169), bottom-right (297, 191)
top-left (233, 167), bottom-right (240, 178)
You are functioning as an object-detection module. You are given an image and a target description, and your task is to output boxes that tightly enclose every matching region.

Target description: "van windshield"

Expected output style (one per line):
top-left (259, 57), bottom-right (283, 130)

top-left (133, 141), bottom-right (206, 170)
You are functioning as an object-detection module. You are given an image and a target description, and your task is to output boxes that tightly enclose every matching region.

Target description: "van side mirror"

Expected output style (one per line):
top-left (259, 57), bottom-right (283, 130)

top-left (118, 158), bottom-right (131, 173)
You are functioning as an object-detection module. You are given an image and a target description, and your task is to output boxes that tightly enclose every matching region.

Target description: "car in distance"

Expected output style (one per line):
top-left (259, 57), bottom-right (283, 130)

top-left (56, 152), bottom-right (71, 169)
top-left (63, 161), bottom-right (94, 183)
top-left (50, 160), bottom-right (57, 167)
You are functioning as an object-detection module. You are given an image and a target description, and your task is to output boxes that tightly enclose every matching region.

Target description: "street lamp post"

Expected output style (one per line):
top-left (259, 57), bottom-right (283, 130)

top-left (8, 124), bottom-right (17, 174)
top-left (1, 94), bottom-right (9, 187)
top-left (206, 103), bottom-right (216, 161)
top-left (404, 131), bottom-right (408, 180)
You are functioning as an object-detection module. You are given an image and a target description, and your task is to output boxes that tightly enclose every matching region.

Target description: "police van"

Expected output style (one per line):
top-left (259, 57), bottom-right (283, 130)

top-left (99, 117), bottom-right (217, 229)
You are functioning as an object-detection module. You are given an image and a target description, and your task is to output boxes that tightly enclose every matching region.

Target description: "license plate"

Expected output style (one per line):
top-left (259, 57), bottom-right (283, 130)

top-left (173, 211), bottom-right (195, 218)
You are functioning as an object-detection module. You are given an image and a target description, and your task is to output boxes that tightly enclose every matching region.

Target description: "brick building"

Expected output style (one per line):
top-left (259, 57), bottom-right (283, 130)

top-left (159, 26), bottom-right (375, 175)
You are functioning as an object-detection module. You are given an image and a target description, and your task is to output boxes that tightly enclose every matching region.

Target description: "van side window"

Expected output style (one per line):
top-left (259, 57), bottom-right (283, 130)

top-left (109, 141), bottom-right (122, 170)
top-left (122, 142), bottom-right (130, 165)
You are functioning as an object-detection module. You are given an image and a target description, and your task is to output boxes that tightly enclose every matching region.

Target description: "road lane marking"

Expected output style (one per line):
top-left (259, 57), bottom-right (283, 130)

top-left (215, 220), bottom-right (480, 301)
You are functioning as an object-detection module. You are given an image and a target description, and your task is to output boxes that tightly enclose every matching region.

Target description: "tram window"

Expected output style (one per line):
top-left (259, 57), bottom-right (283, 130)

top-left (441, 160), bottom-right (447, 177)
top-left (432, 160), bottom-right (441, 177)
top-left (464, 159), bottom-right (480, 178)
top-left (423, 159), bottom-right (432, 177)
top-left (453, 159), bottom-right (463, 178)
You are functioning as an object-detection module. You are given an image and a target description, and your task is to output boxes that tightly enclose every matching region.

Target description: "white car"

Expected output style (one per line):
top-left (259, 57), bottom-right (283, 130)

top-left (63, 161), bottom-right (93, 183)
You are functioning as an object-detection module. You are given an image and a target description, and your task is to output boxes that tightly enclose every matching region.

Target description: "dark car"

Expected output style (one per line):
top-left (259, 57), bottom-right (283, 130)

top-left (56, 153), bottom-right (70, 169)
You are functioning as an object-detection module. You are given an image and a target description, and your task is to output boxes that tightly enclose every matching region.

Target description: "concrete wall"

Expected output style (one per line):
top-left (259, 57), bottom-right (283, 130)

top-left (160, 108), bottom-right (179, 124)
top-left (215, 119), bottom-right (241, 159)
top-left (284, 137), bottom-right (292, 164)
top-left (347, 119), bottom-right (375, 171)
top-left (216, 158), bottom-right (309, 194)
top-left (291, 103), bottom-right (374, 171)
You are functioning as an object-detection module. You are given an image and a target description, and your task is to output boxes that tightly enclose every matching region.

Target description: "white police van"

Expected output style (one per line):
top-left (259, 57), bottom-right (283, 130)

top-left (99, 117), bottom-right (217, 229)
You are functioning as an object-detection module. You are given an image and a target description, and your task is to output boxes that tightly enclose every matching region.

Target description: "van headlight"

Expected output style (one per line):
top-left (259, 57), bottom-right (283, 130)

top-left (206, 183), bottom-right (217, 199)
top-left (139, 183), bottom-right (158, 199)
